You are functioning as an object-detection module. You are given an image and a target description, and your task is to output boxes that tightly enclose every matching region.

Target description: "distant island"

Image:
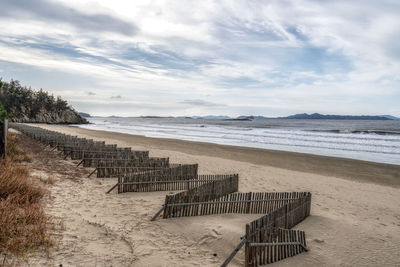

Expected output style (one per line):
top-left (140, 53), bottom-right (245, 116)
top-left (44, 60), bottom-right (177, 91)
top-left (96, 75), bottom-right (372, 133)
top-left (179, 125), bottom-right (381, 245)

top-left (278, 113), bottom-right (397, 120)
top-left (231, 113), bottom-right (397, 120)
top-left (153, 113), bottom-right (399, 120)
top-left (0, 79), bottom-right (87, 124)
top-left (84, 113), bottom-right (400, 121)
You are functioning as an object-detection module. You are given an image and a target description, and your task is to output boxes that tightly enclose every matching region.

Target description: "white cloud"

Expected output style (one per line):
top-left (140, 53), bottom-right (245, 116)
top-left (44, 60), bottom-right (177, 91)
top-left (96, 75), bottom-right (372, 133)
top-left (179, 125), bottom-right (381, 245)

top-left (0, 0), bottom-right (399, 116)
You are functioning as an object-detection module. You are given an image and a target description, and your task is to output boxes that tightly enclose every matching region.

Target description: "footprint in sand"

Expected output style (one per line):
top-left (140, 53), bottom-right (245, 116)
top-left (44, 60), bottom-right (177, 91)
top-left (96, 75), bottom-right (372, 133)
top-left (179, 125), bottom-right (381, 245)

top-left (211, 229), bottom-right (222, 236)
top-left (198, 234), bottom-right (220, 245)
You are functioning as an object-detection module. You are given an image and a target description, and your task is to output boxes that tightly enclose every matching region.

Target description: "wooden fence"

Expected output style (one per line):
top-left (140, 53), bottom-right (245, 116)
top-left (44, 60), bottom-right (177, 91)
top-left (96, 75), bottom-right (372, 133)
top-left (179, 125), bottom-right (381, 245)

top-left (162, 175), bottom-right (239, 218)
top-left (97, 166), bottom-right (163, 178)
top-left (11, 124), bottom-right (149, 163)
top-left (99, 163), bottom-right (197, 178)
top-left (84, 158), bottom-right (170, 172)
top-left (117, 173), bottom-right (229, 194)
top-left (245, 228), bottom-right (307, 266)
top-left (244, 194), bottom-right (311, 266)
top-left (164, 191), bottom-right (308, 219)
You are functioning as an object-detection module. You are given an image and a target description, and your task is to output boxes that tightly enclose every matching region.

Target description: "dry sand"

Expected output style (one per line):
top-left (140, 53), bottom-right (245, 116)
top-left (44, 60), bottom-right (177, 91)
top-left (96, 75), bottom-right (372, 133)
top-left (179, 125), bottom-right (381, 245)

top-left (22, 124), bottom-right (400, 266)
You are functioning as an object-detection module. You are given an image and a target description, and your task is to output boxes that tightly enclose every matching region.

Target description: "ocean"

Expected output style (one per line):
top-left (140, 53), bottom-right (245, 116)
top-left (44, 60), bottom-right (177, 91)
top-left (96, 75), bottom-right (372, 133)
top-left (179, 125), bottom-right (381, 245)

top-left (77, 117), bottom-right (400, 165)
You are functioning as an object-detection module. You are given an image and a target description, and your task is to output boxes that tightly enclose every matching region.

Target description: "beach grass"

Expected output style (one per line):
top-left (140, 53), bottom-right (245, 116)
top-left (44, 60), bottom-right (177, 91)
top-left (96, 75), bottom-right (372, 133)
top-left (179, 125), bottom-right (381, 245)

top-left (0, 133), bottom-right (53, 261)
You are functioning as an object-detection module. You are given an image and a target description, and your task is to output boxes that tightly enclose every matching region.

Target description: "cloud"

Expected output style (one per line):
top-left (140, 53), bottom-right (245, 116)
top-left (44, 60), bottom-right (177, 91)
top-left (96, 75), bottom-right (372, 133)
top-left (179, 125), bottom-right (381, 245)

top-left (0, 0), bottom-right (137, 36)
top-left (179, 99), bottom-right (221, 107)
top-left (0, 0), bottom-right (399, 116)
top-left (87, 91), bottom-right (96, 96)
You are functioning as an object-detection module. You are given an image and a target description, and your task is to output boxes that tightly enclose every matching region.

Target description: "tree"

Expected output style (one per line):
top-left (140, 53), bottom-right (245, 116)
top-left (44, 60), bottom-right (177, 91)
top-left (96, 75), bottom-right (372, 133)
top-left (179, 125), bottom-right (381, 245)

top-left (0, 79), bottom-right (86, 123)
top-left (55, 96), bottom-right (68, 112)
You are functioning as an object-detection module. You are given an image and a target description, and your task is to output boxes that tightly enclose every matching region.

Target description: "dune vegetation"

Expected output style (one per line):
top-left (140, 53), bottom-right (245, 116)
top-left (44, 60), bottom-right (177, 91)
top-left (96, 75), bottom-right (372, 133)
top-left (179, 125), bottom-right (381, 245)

top-left (0, 133), bottom-right (53, 261)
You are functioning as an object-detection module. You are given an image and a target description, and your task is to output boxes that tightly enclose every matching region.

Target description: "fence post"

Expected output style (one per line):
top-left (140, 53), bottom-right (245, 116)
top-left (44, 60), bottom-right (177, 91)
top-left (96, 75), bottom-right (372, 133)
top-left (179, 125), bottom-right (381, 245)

top-left (286, 204), bottom-right (289, 229)
top-left (244, 224), bottom-right (250, 267)
top-left (247, 192), bottom-right (252, 213)
top-left (163, 195), bottom-right (170, 219)
top-left (0, 119), bottom-right (8, 159)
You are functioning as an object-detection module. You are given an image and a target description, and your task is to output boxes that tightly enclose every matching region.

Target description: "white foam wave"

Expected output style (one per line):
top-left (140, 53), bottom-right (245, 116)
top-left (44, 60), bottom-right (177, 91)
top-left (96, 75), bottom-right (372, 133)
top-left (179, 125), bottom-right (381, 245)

top-left (77, 118), bottom-right (400, 165)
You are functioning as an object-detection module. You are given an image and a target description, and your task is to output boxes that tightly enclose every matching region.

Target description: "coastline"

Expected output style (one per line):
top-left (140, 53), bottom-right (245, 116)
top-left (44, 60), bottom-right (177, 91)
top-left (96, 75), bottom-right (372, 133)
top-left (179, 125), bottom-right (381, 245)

top-left (25, 124), bottom-right (400, 266)
top-left (70, 125), bottom-right (400, 187)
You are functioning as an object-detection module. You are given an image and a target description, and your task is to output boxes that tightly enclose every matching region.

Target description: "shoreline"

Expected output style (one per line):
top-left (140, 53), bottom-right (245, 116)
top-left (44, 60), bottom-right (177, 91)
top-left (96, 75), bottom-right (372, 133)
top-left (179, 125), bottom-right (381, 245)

top-left (69, 125), bottom-right (400, 188)
top-left (79, 117), bottom-right (400, 166)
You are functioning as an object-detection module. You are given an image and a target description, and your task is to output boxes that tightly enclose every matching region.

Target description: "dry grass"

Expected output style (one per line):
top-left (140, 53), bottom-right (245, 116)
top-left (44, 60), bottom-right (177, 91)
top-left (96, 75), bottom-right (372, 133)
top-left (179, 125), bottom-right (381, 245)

top-left (0, 133), bottom-right (54, 261)
top-left (0, 191), bottom-right (53, 256)
top-left (0, 161), bottom-right (45, 205)
top-left (6, 133), bottom-right (32, 163)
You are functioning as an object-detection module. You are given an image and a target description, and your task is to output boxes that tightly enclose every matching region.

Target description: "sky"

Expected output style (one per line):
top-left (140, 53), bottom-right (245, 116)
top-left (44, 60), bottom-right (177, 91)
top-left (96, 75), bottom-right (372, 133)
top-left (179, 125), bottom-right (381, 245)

top-left (0, 0), bottom-right (399, 117)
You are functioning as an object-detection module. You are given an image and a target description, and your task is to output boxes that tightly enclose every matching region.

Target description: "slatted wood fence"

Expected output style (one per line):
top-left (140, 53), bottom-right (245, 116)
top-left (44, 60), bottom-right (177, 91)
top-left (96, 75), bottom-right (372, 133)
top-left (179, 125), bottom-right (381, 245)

top-left (11, 125), bottom-right (149, 163)
top-left (97, 166), bottom-right (163, 178)
top-left (118, 173), bottom-right (229, 193)
top-left (100, 163), bottom-right (197, 178)
top-left (85, 157), bottom-right (170, 170)
top-left (163, 174), bottom-right (239, 218)
top-left (244, 194), bottom-right (311, 266)
top-left (246, 228), bottom-right (307, 266)
top-left (164, 191), bottom-right (308, 218)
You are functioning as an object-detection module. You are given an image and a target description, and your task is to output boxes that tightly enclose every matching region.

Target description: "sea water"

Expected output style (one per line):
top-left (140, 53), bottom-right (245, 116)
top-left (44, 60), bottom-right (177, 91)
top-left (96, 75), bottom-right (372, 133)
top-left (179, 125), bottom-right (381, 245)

top-left (77, 117), bottom-right (400, 165)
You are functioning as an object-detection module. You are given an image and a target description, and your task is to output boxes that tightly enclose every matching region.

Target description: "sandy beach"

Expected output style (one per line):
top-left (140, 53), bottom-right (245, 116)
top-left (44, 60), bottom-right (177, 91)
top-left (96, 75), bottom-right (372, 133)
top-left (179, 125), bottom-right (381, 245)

top-left (23, 124), bottom-right (400, 266)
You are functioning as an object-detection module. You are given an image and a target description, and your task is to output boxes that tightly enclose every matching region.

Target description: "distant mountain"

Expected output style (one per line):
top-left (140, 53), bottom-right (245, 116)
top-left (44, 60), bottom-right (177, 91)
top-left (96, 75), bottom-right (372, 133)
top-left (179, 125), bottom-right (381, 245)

top-left (191, 115), bottom-right (270, 120)
top-left (139, 116), bottom-right (163, 118)
top-left (224, 117), bottom-right (252, 121)
top-left (192, 115), bottom-right (232, 119)
top-left (381, 115), bottom-right (400, 120)
top-left (236, 115), bottom-right (271, 120)
top-left (282, 113), bottom-right (392, 120)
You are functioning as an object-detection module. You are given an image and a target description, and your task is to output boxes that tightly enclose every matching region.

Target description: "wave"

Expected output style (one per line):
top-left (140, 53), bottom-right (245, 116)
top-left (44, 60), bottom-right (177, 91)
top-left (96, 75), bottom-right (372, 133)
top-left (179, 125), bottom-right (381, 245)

top-left (310, 129), bottom-right (400, 136)
top-left (90, 123), bottom-right (400, 148)
top-left (95, 122), bottom-right (400, 142)
top-left (79, 118), bottom-right (400, 165)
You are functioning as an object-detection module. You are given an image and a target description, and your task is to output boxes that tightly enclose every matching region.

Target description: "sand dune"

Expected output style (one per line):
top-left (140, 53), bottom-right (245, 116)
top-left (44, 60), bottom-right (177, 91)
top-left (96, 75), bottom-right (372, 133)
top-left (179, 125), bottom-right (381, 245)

top-left (24, 124), bottom-right (400, 266)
